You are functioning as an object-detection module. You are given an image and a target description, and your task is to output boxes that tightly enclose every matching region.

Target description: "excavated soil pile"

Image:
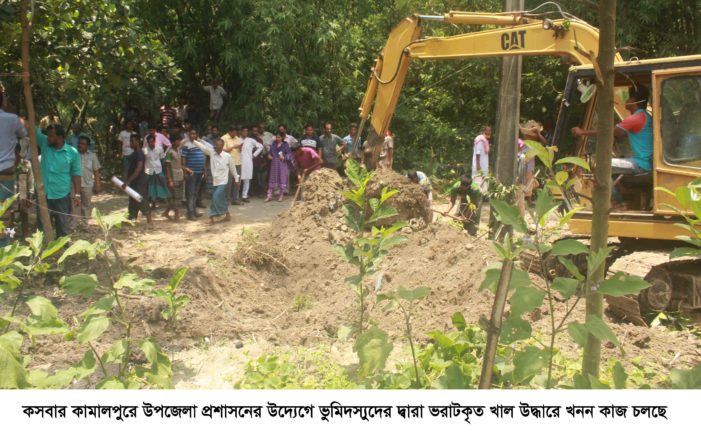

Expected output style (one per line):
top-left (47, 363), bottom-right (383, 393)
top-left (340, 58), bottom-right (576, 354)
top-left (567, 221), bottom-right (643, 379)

top-left (232, 167), bottom-right (497, 344)
top-left (366, 169), bottom-right (430, 228)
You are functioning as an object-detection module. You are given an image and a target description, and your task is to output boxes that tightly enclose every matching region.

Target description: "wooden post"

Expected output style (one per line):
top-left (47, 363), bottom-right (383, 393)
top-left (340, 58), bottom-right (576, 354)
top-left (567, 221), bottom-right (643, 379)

top-left (20, 0), bottom-right (54, 241)
top-left (582, 0), bottom-right (617, 378)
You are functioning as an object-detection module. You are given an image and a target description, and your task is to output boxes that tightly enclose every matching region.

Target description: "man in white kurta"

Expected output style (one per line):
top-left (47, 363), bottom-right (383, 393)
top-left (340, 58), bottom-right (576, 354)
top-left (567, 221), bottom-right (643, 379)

top-left (471, 125), bottom-right (492, 194)
top-left (239, 127), bottom-right (263, 202)
top-left (192, 138), bottom-right (239, 223)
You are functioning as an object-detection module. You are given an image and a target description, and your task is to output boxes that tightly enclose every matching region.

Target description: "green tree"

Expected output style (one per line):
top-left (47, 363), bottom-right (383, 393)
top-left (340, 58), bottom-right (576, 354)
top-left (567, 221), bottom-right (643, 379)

top-left (581, 0), bottom-right (617, 379)
top-left (1, 0), bottom-right (179, 155)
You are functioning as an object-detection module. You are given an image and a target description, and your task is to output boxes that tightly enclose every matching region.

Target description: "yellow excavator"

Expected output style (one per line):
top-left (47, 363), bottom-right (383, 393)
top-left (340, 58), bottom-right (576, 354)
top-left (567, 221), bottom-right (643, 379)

top-left (355, 9), bottom-right (701, 324)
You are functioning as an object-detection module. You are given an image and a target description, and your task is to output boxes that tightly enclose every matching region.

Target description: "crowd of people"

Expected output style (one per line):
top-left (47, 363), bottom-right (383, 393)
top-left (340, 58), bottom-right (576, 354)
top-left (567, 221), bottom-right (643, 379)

top-left (115, 117), bottom-right (380, 225)
top-left (0, 78), bottom-right (489, 247)
top-left (1, 83), bottom-right (402, 243)
top-left (9, 77), bottom-right (646, 245)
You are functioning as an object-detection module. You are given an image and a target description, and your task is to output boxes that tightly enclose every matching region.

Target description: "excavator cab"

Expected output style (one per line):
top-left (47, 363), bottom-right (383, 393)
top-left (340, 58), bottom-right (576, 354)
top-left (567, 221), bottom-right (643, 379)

top-left (557, 55), bottom-right (701, 229)
top-left (559, 56), bottom-right (701, 321)
top-left (553, 65), bottom-right (655, 211)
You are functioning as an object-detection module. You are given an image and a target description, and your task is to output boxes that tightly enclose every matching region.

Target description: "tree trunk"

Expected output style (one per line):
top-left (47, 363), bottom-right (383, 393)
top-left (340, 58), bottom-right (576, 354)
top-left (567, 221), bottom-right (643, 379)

top-left (20, 0), bottom-right (54, 242)
top-left (479, 258), bottom-right (514, 389)
top-left (582, 0), bottom-right (617, 378)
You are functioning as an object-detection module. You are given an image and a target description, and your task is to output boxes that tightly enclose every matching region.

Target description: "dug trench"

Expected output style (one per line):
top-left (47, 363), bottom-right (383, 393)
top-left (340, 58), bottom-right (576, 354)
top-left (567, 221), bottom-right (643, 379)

top-left (22, 168), bottom-right (701, 386)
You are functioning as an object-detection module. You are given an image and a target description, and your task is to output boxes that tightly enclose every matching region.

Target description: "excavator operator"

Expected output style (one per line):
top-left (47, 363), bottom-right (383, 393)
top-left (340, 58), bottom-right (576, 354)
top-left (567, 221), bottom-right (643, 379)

top-left (570, 85), bottom-right (653, 208)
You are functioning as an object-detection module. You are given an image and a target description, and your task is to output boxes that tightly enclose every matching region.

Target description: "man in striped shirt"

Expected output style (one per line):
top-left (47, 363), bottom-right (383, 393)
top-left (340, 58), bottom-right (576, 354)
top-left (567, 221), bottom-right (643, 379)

top-left (181, 128), bottom-right (208, 220)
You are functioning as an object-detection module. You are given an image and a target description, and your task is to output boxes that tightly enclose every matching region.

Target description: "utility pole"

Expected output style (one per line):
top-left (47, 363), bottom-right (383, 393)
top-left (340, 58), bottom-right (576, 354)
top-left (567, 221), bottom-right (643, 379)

top-left (493, 0), bottom-right (524, 196)
top-left (20, 0), bottom-right (54, 241)
top-left (479, 0), bottom-right (523, 389)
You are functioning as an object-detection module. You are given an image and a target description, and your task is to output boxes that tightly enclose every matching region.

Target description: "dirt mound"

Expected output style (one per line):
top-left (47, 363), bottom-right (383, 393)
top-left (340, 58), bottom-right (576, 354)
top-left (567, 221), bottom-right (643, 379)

top-left (260, 168), bottom-right (347, 257)
top-left (298, 168), bottom-right (344, 215)
top-left (252, 168), bottom-right (431, 260)
top-left (366, 169), bottom-right (429, 228)
top-left (256, 219), bottom-right (497, 344)
top-left (28, 187), bottom-right (701, 383)
top-left (225, 165), bottom-right (494, 343)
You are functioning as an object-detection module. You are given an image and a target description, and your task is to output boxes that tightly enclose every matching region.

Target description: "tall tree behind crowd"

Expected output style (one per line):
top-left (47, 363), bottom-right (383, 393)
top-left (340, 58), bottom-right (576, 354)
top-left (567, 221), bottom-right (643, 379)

top-left (0, 1), bottom-right (179, 156)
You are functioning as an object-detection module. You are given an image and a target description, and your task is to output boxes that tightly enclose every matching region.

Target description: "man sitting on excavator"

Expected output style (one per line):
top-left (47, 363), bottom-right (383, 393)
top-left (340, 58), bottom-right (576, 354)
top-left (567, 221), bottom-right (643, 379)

top-left (571, 85), bottom-right (653, 207)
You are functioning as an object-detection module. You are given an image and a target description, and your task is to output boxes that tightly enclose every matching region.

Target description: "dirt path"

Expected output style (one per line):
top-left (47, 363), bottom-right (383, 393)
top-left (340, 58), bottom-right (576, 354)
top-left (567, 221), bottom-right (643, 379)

top-left (97, 190), bottom-right (291, 264)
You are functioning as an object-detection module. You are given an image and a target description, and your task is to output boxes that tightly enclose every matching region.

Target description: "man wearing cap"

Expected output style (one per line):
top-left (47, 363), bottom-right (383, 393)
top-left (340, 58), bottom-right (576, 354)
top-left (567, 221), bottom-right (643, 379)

top-left (518, 120), bottom-right (546, 212)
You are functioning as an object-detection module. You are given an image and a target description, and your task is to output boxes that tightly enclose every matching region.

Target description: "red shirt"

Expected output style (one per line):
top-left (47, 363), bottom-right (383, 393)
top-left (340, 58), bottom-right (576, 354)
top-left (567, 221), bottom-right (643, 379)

top-left (295, 147), bottom-right (320, 172)
top-left (617, 110), bottom-right (646, 133)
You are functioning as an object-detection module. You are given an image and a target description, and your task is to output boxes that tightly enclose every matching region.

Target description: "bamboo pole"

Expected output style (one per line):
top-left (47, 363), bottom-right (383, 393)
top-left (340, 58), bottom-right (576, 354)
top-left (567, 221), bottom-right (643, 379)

top-left (477, 0), bottom-right (522, 390)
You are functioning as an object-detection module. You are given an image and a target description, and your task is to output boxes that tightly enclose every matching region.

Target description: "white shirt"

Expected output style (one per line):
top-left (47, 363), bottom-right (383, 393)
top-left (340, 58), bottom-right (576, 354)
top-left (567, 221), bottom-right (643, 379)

top-left (203, 85), bottom-right (227, 110)
top-left (118, 130), bottom-right (134, 156)
top-left (260, 131), bottom-right (274, 151)
top-left (192, 140), bottom-right (239, 186)
top-left (144, 145), bottom-right (165, 175)
top-left (240, 137), bottom-right (263, 180)
top-left (415, 171), bottom-right (431, 193)
top-left (472, 135), bottom-right (489, 177)
top-left (284, 134), bottom-right (298, 149)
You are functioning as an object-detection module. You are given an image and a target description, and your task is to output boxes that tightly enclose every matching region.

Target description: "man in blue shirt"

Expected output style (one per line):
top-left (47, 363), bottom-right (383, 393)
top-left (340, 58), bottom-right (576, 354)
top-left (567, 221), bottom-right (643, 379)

top-left (181, 128), bottom-right (207, 220)
top-left (343, 123), bottom-right (362, 162)
top-left (42, 125), bottom-right (81, 237)
top-left (0, 92), bottom-right (27, 246)
top-left (571, 85), bottom-right (653, 205)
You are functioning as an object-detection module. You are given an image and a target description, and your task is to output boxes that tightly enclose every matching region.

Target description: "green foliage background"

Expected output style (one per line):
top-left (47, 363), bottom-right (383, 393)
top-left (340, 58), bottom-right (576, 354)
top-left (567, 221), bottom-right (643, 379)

top-left (1, 0), bottom-right (699, 175)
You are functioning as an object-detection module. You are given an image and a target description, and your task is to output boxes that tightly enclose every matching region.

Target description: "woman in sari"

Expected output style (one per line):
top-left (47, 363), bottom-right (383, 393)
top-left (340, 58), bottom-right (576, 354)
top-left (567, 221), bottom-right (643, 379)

top-left (265, 132), bottom-right (293, 202)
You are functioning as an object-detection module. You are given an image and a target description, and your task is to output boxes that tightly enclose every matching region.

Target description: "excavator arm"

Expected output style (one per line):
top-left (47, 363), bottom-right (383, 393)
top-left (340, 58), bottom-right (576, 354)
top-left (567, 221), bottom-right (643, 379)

top-left (356, 11), bottom-right (619, 167)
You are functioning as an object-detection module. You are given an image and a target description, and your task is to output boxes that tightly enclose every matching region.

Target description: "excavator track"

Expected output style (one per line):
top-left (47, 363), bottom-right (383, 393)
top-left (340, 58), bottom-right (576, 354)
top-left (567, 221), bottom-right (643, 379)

top-left (520, 239), bottom-right (701, 326)
top-left (607, 247), bottom-right (701, 325)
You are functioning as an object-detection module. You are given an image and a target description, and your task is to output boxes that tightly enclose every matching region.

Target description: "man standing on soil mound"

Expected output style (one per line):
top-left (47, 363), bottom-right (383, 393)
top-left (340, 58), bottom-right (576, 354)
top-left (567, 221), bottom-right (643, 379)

top-left (471, 125), bottom-right (491, 194)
